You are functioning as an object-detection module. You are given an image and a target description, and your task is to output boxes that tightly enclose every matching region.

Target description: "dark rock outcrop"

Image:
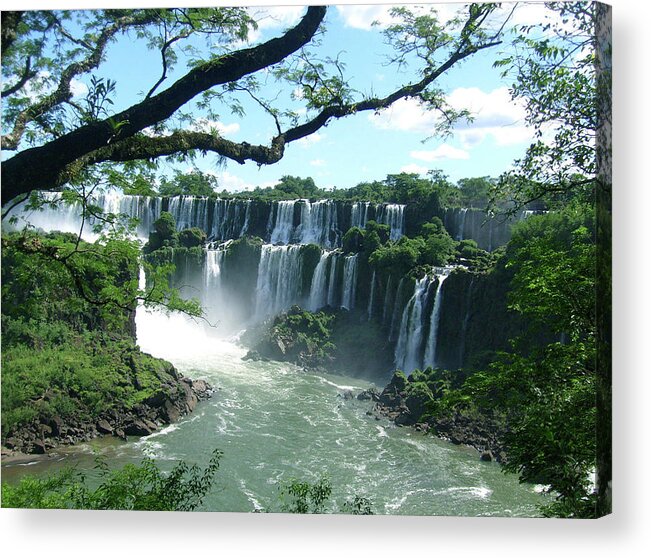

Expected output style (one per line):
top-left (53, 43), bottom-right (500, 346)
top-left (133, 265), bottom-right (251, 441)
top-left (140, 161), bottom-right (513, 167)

top-left (2, 368), bottom-right (214, 455)
top-left (372, 371), bottom-right (508, 462)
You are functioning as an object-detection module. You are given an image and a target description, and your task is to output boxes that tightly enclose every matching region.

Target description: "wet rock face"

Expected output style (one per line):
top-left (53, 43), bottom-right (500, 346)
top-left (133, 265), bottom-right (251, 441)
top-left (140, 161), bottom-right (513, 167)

top-left (3, 371), bottom-right (214, 455)
top-left (371, 371), bottom-right (508, 463)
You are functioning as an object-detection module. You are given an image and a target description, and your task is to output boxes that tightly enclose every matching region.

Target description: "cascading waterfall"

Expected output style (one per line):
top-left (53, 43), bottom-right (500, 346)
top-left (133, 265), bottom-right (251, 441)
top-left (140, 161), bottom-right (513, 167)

top-left (209, 199), bottom-right (249, 240)
top-left (269, 201), bottom-right (296, 244)
top-left (394, 276), bottom-right (431, 373)
top-left (351, 201), bottom-right (371, 229)
top-left (376, 204), bottom-right (406, 241)
top-left (367, 271), bottom-right (376, 321)
top-left (326, 253), bottom-right (340, 307)
top-left (382, 275), bottom-right (394, 325)
top-left (16, 192), bottom-right (413, 249)
top-left (389, 278), bottom-right (405, 340)
top-left (341, 254), bottom-right (359, 310)
top-left (457, 208), bottom-right (468, 241)
top-left (297, 200), bottom-right (339, 247)
top-left (254, 244), bottom-right (303, 321)
top-left (11, 190), bottom-right (164, 240)
top-left (456, 276), bottom-right (475, 368)
top-left (307, 251), bottom-right (331, 311)
top-left (200, 246), bottom-right (228, 325)
top-left (422, 273), bottom-right (449, 368)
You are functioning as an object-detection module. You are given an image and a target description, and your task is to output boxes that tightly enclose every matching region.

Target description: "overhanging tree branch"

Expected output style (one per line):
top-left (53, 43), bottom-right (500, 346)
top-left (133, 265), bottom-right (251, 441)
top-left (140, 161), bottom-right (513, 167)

top-left (2, 11), bottom-right (163, 151)
top-left (1, 6), bottom-right (326, 202)
top-left (78, 30), bottom-right (500, 172)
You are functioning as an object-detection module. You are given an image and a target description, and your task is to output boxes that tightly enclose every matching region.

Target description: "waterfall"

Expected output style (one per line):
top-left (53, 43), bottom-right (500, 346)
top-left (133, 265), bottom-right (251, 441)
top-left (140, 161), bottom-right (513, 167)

top-left (11, 190), bottom-right (164, 240)
top-left (367, 271), bottom-right (376, 321)
top-left (254, 244), bottom-right (303, 320)
top-left (297, 200), bottom-right (338, 247)
top-left (389, 278), bottom-right (405, 340)
top-left (307, 251), bottom-right (331, 311)
top-left (269, 200), bottom-right (339, 247)
top-left (457, 208), bottom-right (468, 241)
top-left (376, 204), bottom-right (406, 241)
top-left (394, 276), bottom-right (431, 373)
top-left (456, 276), bottom-right (475, 368)
top-left (204, 246), bottom-right (226, 291)
top-left (209, 199), bottom-right (250, 240)
top-left (382, 275), bottom-right (393, 325)
top-left (351, 201), bottom-right (371, 229)
top-left (341, 254), bottom-right (359, 310)
top-left (422, 273), bottom-right (448, 368)
top-left (269, 201), bottom-right (296, 244)
top-left (326, 253), bottom-right (340, 307)
top-left (167, 196), bottom-right (197, 231)
top-left (241, 201), bottom-right (251, 237)
top-left (201, 247), bottom-right (227, 323)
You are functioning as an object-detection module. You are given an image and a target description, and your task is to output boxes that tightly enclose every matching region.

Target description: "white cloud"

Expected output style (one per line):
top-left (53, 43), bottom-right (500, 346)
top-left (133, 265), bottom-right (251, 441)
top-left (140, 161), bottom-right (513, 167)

top-left (369, 87), bottom-right (533, 147)
top-left (336, 3), bottom-right (460, 31)
top-left (213, 171), bottom-right (277, 193)
top-left (70, 78), bottom-right (88, 98)
top-left (189, 118), bottom-right (240, 137)
top-left (411, 145), bottom-right (470, 162)
top-left (336, 5), bottom-right (397, 30)
top-left (240, 5), bottom-right (305, 43)
top-left (448, 87), bottom-right (531, 147)
top-left (310, 159), bottom-right (326, 167)
top-left (297, 132), bottom-right (325, 148)
top-left (250, 6), bottom-right (305, 30)
top-left (368, 97), bottom-right (439, 134)
top-left (400, 163), bottom-right (429, 175)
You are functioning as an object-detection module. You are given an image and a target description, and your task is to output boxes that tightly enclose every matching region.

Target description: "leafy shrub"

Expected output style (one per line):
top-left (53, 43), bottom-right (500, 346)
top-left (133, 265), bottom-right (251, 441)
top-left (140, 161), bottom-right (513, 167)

top-left (1, 449), bottom-right (222, 511)
top-left (342, 226), bottom-right (364, 253)
top-left (178, 227), bottom-right (207, 248)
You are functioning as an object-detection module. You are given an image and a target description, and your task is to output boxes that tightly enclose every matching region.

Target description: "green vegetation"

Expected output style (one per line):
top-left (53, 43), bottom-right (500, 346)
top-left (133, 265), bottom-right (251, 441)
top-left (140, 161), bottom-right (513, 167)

top-left (249, 305), bottom-right (394, 377)
top-left (178, 227), bottom-right (207, 248)
top-left (367, 217), bottom-right (456, 275)
top-left (2, 451), bottom-right (373, 514)
top-left (278, 476), bottom-right (333, 514)
top-left (254, 306), bottom-right (336, 368)
top-left (144, 211), bottom-right (207, 254)
top-left (278, 476), bottom-right (374, 515)
top-left (1, 231), bottom-right (199, 442)
top-left (2, 450), bottom-right (223, 510)
top-left (159, 169), bottom-right (218, 197)
top-left (426, 205), bottom-right (598, 517)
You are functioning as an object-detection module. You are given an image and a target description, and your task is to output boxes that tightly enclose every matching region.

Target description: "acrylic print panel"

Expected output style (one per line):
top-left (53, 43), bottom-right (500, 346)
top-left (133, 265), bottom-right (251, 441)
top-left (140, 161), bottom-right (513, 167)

top-left (1, 1), bottom-right (611, 518)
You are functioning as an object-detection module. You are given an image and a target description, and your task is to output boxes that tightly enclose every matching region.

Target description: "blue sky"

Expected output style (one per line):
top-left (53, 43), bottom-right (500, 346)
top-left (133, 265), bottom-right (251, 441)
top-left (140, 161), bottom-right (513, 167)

top-left (2, 1), bottom-right (566, 192)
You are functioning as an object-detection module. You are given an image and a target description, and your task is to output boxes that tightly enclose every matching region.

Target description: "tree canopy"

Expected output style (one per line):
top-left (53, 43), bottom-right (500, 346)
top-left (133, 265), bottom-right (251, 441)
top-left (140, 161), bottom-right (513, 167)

top-left (1, 4), bottom-right (507, 204)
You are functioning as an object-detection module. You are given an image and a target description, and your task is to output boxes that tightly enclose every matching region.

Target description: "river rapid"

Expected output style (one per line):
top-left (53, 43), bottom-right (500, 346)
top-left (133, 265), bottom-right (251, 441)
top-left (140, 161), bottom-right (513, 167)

top-left (4, 306), bottom-right (545, 516)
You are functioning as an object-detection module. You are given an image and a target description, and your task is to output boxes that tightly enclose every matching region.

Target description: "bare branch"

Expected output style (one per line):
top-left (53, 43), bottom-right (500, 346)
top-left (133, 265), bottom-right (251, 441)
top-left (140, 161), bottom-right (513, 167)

top-left (2, 56), bottom-right (37, 97)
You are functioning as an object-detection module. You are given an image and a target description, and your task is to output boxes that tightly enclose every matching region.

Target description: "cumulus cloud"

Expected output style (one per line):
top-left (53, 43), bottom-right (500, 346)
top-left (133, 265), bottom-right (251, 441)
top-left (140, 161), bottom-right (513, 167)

top-left (213, 170), bottom-right (277, 193)
top-left (411, 145), bottom-right (470, 162)
top-left (336, 3), bottom-right (460, 31)
top-left (250, 5), bottom-right (305, 30)
top-left (189, 118), bottom-right (240, 136)
top-left (297, 132), bottom-right (325, 148)
top-left (369, 86), bottom-right (533, 147)
top-left (368, 97), bottom-right (440, 134)
top-left (400, 163), bottom-right (429, 175)
top-left (310, 159), bottom-right (326, 167)
top-left (240, 5), bottom-right (306, 43)
top-left (447, 87), bottom-right (531, 146)
top-left (70, 78), bottom-right (89, 98)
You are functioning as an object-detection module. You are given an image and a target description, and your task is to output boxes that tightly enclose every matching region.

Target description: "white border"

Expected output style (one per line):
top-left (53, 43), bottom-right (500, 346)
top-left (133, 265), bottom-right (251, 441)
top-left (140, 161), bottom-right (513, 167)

top-left (1, 1), bottom-right (649, 556)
